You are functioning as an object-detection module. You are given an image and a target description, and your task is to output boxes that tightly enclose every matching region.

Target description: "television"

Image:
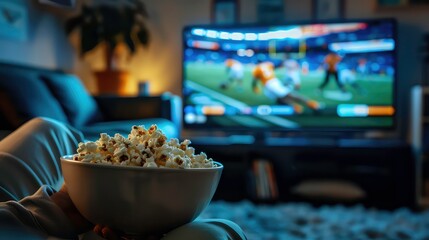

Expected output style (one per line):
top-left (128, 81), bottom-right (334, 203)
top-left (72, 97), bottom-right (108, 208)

top-left (181, 18), bottom-right (397, 140)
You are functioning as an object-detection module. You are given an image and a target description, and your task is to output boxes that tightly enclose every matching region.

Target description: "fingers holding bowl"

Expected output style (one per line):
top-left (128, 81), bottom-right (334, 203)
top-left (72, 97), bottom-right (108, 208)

top-left (93, 225), bottom-right (120, 240)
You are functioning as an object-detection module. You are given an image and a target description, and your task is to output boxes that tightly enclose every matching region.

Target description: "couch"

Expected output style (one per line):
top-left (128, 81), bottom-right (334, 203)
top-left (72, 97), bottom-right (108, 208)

top-left (0, 62), bottom-right (181, 141)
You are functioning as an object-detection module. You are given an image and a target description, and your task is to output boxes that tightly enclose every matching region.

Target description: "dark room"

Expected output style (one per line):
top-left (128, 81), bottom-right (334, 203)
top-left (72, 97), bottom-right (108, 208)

top-left (0, 0), bottom-right (429, 239)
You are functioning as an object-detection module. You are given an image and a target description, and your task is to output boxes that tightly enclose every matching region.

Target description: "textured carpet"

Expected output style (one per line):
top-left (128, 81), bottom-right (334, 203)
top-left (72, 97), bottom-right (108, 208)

top-left (200, 200), bottom-right (429, 240)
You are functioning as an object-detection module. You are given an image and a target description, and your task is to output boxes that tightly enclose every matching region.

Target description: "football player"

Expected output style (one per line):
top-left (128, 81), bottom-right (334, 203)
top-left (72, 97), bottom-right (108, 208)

top-left (219, 58), bottom-right (244, 90)
top-left (252, 59), bottom-right (322, 114)
top-left (318, 51), bottom-right (347, 93)
top-left (283, 56), bottom-right (301, 90)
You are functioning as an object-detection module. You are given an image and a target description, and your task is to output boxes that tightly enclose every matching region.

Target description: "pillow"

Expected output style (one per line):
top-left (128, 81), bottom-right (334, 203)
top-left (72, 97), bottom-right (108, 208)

top-left (0, 71), bottom-right (69, 125)
top-left (41, 73), bottom-right (103, 127)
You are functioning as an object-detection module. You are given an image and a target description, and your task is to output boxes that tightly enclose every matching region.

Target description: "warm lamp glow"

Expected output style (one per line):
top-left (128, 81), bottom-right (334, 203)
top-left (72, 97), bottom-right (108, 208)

top-left (122, 76), bottom-right (138, 96)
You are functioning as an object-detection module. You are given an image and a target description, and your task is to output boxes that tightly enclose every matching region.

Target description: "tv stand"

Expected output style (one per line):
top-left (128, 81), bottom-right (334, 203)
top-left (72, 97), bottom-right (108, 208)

top-left (185, 132), bottom-right (415, 209)
top-left (184, 130), bottom-right (403, 148)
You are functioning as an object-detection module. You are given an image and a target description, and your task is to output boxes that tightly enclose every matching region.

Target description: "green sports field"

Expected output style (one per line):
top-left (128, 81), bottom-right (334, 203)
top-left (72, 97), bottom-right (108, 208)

top-left (184, 62), bottom-right (394, 128)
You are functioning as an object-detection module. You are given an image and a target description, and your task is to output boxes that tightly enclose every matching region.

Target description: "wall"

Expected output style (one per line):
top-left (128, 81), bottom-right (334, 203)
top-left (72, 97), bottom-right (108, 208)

top-left (127, 0), bottom-right (213, 95)
top-left (0, 0), bottom-right (75, 70)
top-left (0, 0), bottom-right (428, 137)
top-left (134, 0), bottom-right (311, 95)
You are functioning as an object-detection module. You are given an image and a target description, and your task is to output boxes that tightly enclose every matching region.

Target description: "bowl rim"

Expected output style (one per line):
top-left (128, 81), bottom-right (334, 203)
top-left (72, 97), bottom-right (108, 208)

top-left (61, 155), bottom-right (223, 172)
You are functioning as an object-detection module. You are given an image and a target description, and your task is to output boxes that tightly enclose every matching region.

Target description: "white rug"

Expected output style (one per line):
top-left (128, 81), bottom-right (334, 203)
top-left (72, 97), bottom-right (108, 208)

top-left (200, 200), bottom-right (429, 240)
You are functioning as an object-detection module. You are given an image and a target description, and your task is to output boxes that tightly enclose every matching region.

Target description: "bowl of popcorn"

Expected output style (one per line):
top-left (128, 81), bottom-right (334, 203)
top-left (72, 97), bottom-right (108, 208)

top-left (60, 125), bottom-right (223, 236)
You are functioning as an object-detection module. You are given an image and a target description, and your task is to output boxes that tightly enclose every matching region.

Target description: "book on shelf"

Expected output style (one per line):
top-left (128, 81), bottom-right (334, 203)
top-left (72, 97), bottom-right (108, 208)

top-left (265, 160), bottom-right (279, 199)
top-left (252, 159), bottom-right (279, 200)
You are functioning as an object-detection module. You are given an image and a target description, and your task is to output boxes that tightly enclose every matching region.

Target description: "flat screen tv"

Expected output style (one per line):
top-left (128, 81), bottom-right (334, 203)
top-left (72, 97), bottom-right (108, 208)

top-left (182, 18), bottom-right (397, 137)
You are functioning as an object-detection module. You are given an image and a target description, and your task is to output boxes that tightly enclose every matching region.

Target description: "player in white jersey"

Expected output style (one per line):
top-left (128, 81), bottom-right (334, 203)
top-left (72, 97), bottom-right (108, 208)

top-left (339, 68), bottom-right (367, 95)
top-left (219, 59), bottom-right (244, 90)
top-left (283, 58), bottom-right (302, 90)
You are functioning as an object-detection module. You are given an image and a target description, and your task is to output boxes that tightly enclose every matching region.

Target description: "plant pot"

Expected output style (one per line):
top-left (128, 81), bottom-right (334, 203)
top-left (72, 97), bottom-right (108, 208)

top-left (94, 70), bottom-right (133, 96)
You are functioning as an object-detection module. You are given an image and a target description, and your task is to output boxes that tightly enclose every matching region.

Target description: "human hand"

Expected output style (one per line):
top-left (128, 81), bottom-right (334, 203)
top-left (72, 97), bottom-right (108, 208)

top-left (93, 225), bottom-right (120, 240)
top-left (50, 184), bottom-right (93, 234)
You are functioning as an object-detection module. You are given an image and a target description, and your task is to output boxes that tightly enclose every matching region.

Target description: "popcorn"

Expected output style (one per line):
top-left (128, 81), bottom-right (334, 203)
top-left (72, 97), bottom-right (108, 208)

top-left (73, 124), bottom-right (215, 169)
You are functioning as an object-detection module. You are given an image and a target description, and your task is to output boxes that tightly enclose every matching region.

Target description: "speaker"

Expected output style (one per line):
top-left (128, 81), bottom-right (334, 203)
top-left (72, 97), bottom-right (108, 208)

top-left (410, 85), bottom-right (429, 207)
top-left (410, 86), bottom-right (429, 153)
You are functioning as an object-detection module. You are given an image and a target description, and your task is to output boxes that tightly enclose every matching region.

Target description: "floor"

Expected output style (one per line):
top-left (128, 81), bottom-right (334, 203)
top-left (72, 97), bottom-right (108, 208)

top-left (200, 200), bottom-right (429, 240)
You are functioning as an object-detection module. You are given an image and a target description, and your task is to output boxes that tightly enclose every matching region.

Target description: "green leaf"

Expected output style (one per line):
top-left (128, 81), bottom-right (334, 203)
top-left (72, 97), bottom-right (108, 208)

top-left (124, 34), bottom-right (135, 53)
top-left (64, 16), bottom-right (82, 35)
top-left (80, 24), bottom-right (100, 55)
top-left (65, 1), bottom-right (151, 58)
top-left (136, 25), bottom-right (150, 47)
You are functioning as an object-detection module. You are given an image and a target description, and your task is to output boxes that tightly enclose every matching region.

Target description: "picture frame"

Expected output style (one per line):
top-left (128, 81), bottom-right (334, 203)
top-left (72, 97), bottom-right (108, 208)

top-left (212, 0), bottom-right (239, 24)
top-left (312, 0), bottom-right (344, 20)
top-left (257, 0), bottom-right (284, 23)
top-left (376, 0), bottom-right (408, 7)
top-left (0, 1), bottom-right (28, 41)
top-left (375, 0), bottom-right (429, 10)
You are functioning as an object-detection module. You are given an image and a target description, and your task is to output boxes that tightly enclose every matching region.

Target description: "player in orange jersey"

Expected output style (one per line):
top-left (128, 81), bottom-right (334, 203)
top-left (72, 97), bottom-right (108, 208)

top-left (252, 60), bottom-right (322, 114)
top-left (219, 59), bottom-right (244, 90)
top-left (318, 51), bottom-right (347, 93)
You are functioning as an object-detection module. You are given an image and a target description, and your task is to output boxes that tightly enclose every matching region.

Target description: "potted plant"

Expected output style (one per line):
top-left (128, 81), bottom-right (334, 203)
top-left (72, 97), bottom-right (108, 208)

top-left (65, 0), bottom-right (150, 95)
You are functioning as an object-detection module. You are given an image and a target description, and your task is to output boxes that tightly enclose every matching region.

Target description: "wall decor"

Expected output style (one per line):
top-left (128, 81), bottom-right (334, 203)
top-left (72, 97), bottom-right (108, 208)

top-left (313, 0), bottom-right (344, 20)
top-left (0, 1), bottom-right (28, 41)
top-left (212, 0), bottom-right (239, 24)
top-left (377, 0), bottom-right (408, 7)
top-left (257, 0), bottom-right (284, 23)
top-left (376, 0), bottom-right (429, 9)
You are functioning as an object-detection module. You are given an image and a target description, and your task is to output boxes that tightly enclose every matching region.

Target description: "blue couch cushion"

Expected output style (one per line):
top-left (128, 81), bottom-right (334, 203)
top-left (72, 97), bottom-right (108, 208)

top-left (81, 118), bottom-right (178, 141)
top-left (0, 71), bottom-right (68, 126)
top-left (41, 73), bottom-right (104, 127)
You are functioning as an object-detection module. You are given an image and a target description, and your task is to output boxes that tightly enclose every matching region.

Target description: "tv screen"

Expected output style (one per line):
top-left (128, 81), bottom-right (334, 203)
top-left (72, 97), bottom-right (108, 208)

top-left (182, 18), bottom-right (396, 134)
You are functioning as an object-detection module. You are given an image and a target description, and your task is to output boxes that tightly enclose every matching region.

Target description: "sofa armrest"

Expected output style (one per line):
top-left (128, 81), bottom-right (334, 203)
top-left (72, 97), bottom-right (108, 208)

top-left (94, 93), bottom-right (182, 131)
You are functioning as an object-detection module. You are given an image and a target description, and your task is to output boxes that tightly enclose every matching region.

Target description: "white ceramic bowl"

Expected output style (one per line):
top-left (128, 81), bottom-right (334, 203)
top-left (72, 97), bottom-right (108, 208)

top-left (60, 155), bottom-right (223, 236)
